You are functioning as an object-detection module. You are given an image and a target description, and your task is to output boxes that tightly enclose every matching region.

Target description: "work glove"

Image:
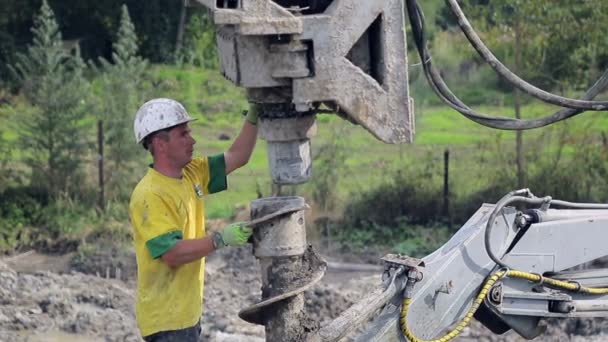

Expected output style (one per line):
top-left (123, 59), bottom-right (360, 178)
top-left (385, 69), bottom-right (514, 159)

top-left (212, 221), bottom-right (252, 249)
top-left (243, 103), bottom-right (260, 126)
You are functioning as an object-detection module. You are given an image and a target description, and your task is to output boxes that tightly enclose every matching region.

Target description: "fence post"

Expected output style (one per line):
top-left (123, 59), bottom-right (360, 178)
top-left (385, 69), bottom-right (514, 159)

top-left (443, 149), bottom-right (451, 228)
top-left (98, 120), bottom-right (105, 212)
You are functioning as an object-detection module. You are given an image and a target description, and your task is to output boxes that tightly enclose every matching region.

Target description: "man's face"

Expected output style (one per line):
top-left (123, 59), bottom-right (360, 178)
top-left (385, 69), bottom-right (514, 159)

top-left (164, 123), bottom-right (196, 168)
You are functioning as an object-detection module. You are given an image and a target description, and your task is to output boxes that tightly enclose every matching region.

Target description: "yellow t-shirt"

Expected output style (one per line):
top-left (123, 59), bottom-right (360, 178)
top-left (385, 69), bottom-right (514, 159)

top-left (129, 155), bottom-right (227, 337)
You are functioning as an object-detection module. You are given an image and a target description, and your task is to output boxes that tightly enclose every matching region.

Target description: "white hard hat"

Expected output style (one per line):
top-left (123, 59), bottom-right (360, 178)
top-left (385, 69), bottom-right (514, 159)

top-left (133, 98), bottom-right (197, 144)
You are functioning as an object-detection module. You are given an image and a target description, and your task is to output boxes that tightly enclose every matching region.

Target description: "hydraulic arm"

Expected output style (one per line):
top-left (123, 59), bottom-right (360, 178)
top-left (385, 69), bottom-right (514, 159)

top-left (357, 190), bottom-right (608, 341)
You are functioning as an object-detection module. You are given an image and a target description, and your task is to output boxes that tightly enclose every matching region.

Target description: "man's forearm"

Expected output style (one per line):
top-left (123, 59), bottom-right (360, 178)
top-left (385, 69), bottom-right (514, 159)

top-left (161, 236), bottom-right (215, 268)
top-left (225, 120), bottom-right (258, 174)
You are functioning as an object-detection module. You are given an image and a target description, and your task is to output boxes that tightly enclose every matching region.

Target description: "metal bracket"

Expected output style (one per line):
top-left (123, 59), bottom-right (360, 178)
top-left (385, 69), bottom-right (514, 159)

top-left (194, 0), bottom-right (414, 143)
top-left (381, 254), bottom-right (425, 270)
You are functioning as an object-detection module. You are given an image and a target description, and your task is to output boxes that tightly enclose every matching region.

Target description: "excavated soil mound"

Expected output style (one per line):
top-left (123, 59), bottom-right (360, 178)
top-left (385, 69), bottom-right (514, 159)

top-left (0, 259), bottom-right (138, 342)
top-left (0, 246), bottom-right (371, 342)
top-left (1, 248), bottom-right (608, 341)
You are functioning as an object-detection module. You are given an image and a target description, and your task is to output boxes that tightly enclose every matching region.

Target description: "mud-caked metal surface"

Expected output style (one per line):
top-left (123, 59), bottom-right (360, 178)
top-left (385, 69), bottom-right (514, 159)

top-left (193, 0), bottom-right (414, 144)
top-left (259, 115), bottom-right (317, 185)
top-left (250, 196), bottom-right (309, 257)
top-left (293, 0), bottom-right (414, 143)
top-left (240, 196), bottom-right (327, 342)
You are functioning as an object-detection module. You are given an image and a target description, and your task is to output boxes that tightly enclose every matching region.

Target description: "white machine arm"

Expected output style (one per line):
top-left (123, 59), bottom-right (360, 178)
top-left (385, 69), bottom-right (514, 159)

top-left (355, 190), bottom-right (608, 341)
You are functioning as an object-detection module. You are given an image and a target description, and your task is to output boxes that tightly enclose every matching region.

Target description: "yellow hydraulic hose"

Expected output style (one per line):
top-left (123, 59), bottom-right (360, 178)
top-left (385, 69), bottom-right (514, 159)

top-left (400, 269), bottom-right (608, 342)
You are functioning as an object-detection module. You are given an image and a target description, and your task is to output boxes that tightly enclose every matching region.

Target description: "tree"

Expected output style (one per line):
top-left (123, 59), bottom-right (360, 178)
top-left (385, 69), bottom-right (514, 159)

top-left (0, 0), bottom-right (40, 86)
top-left (453, 0), bottom-right (536, 187)
top-left (0, 135), bottom-right (14, 192)
top-left (1, 0), bottom-right (209, 70)
top-left (10, 0), bottom-right (92, 198)
top-left (95, 5), bottom-right (149, 202)
top-left (177, 9), bottom-right (218, 68)
top-left (457, 0), bottom-right (608, 90)
top-left (451, 0), bottom-right (608, 188)
top-left (175, 0), bottom-right (188, 56)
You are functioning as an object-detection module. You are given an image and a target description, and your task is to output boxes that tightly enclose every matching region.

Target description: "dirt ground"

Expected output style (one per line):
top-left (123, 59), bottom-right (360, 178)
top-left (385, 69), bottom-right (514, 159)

top-left (1, 243), bottom-right (608, 342)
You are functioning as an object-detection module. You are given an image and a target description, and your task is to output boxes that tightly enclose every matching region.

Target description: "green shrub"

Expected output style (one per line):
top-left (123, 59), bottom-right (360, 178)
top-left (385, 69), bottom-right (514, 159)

top-left (0, 186), bottom-right (47, 252)
top-left (342, 159), bottom-right (444, 229)
top-left (333, 219), bottom-right (451, 258)
top-left (332, 157), bottom-right (451, 255)
top-left (390, 223), bottom-right (452, 257)
top-left (334, 130), bottom-right (608, 257)
top-left (81, 209), bottom-right (132, 249)
top-left (0, 186), bottom-right (105, 253)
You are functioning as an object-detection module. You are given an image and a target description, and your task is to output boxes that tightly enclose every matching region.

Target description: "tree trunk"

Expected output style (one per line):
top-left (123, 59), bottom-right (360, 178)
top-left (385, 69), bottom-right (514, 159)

top-left (589, 45), bottom-right (599, 88)
top-left (175, 0), bottom-right (187, 56)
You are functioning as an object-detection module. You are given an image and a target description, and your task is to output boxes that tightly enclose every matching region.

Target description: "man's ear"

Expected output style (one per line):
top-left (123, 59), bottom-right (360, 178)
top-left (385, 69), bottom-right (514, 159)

top-left (151, 136), bottom-right (162, 152)
top-left (148, 136), bottom-right (159, 155)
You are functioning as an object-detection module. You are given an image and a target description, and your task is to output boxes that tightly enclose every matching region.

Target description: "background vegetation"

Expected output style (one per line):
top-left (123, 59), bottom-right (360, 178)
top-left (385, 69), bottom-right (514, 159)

top-left (1, 0), bottom-right (608, 259)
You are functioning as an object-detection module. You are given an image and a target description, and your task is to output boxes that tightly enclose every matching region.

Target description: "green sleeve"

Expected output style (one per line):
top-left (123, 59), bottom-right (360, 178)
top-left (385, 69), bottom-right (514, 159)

top-left (146, 230), bottom-right (183, 259)
top-left (207, 153), bottom-right (228, 194)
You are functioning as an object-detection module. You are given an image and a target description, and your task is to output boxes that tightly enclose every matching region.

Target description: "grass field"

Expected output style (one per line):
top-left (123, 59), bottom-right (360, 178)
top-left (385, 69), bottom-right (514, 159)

top-left (3, 63), bottom-right (608, 220)
top-left (132, 66), bottom-right (608, 218)
top-left (197, 101), bottom-right (608, 218)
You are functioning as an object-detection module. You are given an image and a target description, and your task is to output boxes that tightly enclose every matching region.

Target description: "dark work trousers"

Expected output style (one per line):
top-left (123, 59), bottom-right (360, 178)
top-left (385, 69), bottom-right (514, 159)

top-left (143, 321), bottom-right (201, 342)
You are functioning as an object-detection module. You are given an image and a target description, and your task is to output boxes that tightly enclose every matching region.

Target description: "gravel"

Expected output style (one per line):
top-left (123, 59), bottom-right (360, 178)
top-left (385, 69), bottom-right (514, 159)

top-left (1, 247), bottom-right (607, 341)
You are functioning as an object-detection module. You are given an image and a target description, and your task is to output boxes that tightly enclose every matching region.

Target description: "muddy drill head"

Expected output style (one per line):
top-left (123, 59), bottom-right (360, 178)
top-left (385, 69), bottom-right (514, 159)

top-left (193, 0), bottom-right (414, 184)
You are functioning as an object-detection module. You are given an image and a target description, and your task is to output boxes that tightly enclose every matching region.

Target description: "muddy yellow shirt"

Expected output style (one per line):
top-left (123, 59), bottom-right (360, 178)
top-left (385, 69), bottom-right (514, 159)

top-left (129, 155), bottom-right (227, 337)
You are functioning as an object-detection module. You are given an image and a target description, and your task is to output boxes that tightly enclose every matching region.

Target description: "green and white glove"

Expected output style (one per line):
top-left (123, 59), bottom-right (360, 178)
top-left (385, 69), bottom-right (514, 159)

top-left (244, 103), bottom-right (260, 126)
top-left (212, 222), bottom-right (253, 249)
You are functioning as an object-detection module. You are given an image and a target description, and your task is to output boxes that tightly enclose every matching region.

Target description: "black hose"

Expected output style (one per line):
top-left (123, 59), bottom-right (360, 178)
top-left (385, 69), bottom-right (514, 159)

top-left (446, 0), bottom-right (608, 111)
top-left (405, 0), bottom-right (608, 131)
top-left (484, 191), bottom-right (551, 269)
top-left (549, 200), bottom-right (608, 210)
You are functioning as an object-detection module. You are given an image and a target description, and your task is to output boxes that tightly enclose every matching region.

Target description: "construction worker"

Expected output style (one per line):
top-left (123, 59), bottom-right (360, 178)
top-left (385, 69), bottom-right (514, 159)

top-left (129, 98), bottom-right (258, 341)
